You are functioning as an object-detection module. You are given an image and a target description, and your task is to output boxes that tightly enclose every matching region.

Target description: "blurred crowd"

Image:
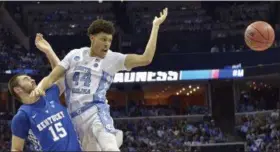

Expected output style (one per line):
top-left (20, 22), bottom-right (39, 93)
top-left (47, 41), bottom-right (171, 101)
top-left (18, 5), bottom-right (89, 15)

top-left (237, 82), bottom-right (280, 113)
top-left (116, 116), bottom-right (227, 152)
top-left (0, 112), bottom-right (12, 151)
top-left (111, 105), bottom-right (209, 118)
top-left (0, 24), bottom-right (46, 75)
top-left (0, 2), bottom-right (279, 75)
top-left (2, 2), bottom-right (279, 57)
top-left (237, 110), bottom-right (280, 152)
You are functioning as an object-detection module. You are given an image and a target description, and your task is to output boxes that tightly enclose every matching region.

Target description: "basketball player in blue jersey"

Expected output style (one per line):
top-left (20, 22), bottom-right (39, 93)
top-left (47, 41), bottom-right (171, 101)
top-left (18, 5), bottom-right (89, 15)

top-left (9, 34), bottom-right (82, 151)
top-left (31, 8), bottom-right (168, 151)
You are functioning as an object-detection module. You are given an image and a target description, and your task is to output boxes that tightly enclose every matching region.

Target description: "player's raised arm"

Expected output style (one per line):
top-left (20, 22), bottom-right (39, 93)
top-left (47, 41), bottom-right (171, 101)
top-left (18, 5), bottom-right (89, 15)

top-left (124, 8), bottom-right (168, 70)
top-left (31, 65), bottom-right (65, 97)
top-left (35, 33), bottom-right (60, 69)
top-left (35, 33), bottom-right (65, 95)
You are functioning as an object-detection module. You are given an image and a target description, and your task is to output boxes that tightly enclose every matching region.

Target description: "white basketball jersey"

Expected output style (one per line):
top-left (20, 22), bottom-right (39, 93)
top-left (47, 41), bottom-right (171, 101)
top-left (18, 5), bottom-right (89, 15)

top-left (59, 47), bottom-right (128, 113)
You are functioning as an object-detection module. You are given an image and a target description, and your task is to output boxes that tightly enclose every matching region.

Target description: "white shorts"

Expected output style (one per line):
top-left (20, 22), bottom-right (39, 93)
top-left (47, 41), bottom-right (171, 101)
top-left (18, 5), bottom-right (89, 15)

top-left (71, 105), bottom-right (122, 151)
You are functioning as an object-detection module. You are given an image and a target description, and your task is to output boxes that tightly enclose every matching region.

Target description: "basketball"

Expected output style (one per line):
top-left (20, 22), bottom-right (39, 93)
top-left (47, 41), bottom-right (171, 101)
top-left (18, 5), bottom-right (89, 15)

top-left (244, 21), bottom-right (275, 51)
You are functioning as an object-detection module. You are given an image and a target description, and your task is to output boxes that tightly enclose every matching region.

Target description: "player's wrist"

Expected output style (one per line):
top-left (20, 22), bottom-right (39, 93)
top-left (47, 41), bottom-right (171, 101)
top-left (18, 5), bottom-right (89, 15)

top-left (152, 25), bottom-right (160, 29)
top-left (43, 48), bottom-right (54, 55)
top-left (152, 25), bottom-right (160, 32)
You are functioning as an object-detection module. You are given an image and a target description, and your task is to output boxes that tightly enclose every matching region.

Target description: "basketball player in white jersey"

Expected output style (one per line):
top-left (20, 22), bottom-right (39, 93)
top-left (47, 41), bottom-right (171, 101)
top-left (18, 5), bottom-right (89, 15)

top-left (31, 8), bottom-right (168, 151)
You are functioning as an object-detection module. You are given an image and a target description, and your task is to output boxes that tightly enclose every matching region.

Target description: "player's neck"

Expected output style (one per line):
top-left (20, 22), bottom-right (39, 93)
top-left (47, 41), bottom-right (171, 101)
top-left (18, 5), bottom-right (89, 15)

top-left (89, 47), bottom-right (101, 58)
top-left (21, 95), bottom-right (40, 104)
top-left (89, 47), bottom-right (97, 57)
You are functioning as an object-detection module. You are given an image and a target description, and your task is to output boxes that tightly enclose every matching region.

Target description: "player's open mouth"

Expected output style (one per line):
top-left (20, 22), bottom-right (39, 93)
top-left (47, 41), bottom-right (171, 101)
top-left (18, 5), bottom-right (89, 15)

top-left (103, 49), bottom-right (108, 52)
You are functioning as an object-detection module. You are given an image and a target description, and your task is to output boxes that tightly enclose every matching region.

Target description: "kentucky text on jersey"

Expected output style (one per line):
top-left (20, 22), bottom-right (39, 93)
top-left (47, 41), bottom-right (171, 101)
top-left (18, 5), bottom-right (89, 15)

top-left (11, 84), bottom-right (82, 151)
top-left (37, 111), bottom-right (65, 131)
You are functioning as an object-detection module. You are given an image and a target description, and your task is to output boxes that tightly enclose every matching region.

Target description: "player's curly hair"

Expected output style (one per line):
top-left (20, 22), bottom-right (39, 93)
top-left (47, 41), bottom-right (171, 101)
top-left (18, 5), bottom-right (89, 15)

top-left (8, 74), bottom-right (23, 101)
top-left (87, 19), bottom-right (115, 36)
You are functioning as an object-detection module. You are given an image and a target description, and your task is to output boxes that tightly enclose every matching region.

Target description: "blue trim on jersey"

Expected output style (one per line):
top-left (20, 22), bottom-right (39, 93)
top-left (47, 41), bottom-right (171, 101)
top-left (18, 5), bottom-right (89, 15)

top-left (70, 101), bottom-right (104, 118)
top-left (93, 71), bottom-right (114, 102)
top-left (70, 71), bottom-right (114, 118)
top-left (64, 77), bottom-right (71, 105)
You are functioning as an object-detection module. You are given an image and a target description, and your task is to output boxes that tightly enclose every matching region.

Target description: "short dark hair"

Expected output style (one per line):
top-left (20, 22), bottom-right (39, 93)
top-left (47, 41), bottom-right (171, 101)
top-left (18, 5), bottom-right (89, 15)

top-left (8, 74), bottom-right (24, 100)
top-left (87, 19), bottom-right (115, 36)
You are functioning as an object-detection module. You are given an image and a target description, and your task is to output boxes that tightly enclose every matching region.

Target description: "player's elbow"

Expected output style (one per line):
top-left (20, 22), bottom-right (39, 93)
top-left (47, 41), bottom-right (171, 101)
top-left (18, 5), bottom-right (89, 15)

top-left (142, 57), bottom-right (152, 66)
top-left (126, 54), bottom-right (152, 69)
top-left (45, 75), bottom-right (55, 85)
top-left (139, 54), bottom-right (152, 65)
top-left (143, 59), bottom-right (152, 66)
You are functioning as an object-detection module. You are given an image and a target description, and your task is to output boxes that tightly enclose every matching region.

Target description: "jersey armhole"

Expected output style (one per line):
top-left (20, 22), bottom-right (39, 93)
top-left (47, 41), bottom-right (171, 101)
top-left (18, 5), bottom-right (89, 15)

top-left (18, 106), bottom-right (32, 124)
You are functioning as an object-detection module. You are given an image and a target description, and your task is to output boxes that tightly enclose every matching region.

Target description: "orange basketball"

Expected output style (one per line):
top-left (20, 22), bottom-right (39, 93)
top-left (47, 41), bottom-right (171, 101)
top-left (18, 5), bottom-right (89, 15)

top-left (244, 21), bottom-right (275, 51)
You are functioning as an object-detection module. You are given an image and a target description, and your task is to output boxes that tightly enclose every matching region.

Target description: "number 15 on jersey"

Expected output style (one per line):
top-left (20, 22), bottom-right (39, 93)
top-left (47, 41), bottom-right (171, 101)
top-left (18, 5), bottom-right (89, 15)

top-left (49, 122), bottom-right (67, 142)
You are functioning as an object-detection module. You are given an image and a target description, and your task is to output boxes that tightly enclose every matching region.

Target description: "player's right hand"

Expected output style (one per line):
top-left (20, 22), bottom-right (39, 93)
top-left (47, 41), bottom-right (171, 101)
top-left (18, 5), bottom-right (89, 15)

top-left (153, 8), bottom-right (168, 27)
top-left (30, 87), bottom-right (46, 98)
top-left (35, 33), bottom-right (53, 53)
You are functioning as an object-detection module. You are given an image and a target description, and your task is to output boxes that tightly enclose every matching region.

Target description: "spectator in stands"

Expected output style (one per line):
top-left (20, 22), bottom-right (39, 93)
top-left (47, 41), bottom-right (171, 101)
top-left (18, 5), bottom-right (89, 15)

top-left (237, 112), bottom-right (280, 152)
top-left (116, 116), bottom-right (227, 151)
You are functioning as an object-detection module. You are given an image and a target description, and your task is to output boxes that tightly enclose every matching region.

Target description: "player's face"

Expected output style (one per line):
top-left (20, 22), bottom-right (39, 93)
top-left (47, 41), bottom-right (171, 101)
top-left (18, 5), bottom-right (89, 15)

top-left (17, 75), bottom-right (37, 94)
top-left (90, 32), bottom-right (113, 58)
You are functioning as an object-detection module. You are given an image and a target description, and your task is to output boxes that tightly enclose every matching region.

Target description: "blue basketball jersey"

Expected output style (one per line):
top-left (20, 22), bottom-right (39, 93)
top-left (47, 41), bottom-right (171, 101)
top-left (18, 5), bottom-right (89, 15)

top-left (11, 85), bottom-right (82, 151)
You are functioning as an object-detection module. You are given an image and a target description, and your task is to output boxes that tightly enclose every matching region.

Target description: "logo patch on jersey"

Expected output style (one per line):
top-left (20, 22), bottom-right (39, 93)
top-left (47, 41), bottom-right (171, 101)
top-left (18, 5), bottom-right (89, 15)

top-left (106, 124), bottom-right (113, 130)
top-left (76, 108), bottom-right (82, 115)
top-left (106, 76), bottom-right (112, 82)
top-left (32, 114), bottom-right (37, 119)
top-left (74, 56), bottom-right (80, 61)
top-left (50, 101), bottom-right (55, 108)
top-left (28, 130), bottom-right (42, 151)
top-left (95, 58), bottom-right (100, 63)
top-left (31, 111), bottom-right (37, 119)
top-left (93, 63), bottom-right (99, 68)
top-left (92, 61), bottom-right (101, 71)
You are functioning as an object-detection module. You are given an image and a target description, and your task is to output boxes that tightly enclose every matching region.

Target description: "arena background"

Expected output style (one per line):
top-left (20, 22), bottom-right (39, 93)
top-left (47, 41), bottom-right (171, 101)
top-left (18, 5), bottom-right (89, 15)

top-left (0, 1), bottom-right (280, 152)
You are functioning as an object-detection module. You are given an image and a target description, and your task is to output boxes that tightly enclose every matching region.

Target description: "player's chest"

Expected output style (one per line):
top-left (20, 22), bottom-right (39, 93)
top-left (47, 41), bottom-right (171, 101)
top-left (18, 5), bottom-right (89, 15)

top-left (68, 60), bottom-right (115, 81)
top-left (30, 103), bottom-right (66, 131)
top-left (70, 56), bottom-right (115, 74)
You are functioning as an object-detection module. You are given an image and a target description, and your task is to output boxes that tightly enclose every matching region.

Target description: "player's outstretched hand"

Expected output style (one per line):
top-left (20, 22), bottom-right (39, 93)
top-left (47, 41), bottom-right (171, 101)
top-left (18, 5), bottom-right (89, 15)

top-left (30, 87), bottom-right (45, 98)
top-left (153, 8), bottom-right (168, 27)
top-left (35, 33), bottom-right (53, 53)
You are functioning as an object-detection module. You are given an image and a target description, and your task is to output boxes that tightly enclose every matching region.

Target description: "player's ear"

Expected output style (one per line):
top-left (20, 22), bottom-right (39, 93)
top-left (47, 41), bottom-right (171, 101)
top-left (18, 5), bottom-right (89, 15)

top-left (13, 87), bottom-right (22, 94)
top-left (89, 34), bottom-right (95, 42)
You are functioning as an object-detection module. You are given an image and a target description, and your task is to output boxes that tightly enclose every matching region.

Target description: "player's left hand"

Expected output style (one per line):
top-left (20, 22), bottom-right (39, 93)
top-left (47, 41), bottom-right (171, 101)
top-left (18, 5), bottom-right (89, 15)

top-left (153, 8), bottom-right (168, 27)
top-left (30, 87), bottom-right (46, 98)
top-left (35, 33), bottom-right (53, 53)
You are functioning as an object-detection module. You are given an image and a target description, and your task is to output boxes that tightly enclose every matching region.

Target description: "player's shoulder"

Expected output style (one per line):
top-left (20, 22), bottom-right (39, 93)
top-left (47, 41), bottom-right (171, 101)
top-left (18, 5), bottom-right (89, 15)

top-left (66, 47), bottom-right (90, 62)
top-left (106, 50), bottom-right (125, 59)
top-left (18, 104), bottom-right (33, 114)
top-left (46, 84), bottom-right (59, 92)
top-left (68, 47), bottom-right (89, 56)
top-left (107, 49), bottom-right (120, 55)
top-left (12, 109), bottom-right (28, 122)
top-left (71, 46), bottom-right (89, 52)
top-left (45, 84), bottom-right (58, 95)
